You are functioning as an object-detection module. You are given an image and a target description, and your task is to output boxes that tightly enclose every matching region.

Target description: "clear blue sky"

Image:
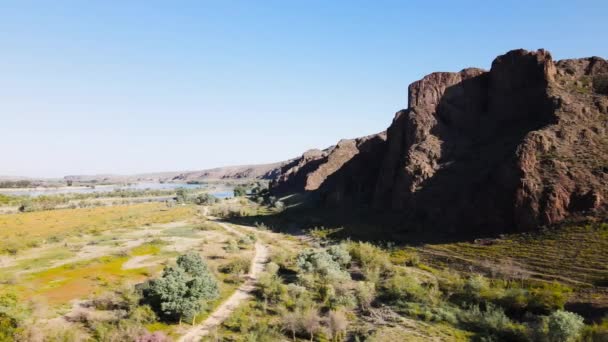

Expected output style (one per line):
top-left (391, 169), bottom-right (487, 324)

top-left (1, 1), bottom-right (607, 177)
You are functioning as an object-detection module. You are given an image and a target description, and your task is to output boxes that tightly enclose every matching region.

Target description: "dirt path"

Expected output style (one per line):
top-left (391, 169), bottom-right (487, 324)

top-left (178, 221), bottom-right (269, 342)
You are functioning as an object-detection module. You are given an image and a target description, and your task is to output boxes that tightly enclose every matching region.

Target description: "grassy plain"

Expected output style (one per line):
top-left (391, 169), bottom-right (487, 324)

top-left (0, 202), bottom-right (196, 254)
top-left (0, 200), bottom-right (259, 340)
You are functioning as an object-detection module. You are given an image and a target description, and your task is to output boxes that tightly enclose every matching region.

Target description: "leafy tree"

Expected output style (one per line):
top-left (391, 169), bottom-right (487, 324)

top-left (327, 309), bottom-right (348, 342)
top-left (175, 188), bottom-right (189, 203)
top-left (145, 252), bottom-right (219, 324)
top-left (546, 310), bottom-right (585, 342)
top-left (280, 307), bottom-right (301, 341)
top-left (301, 308), bottom-right (321, 342)
top-left (233, 185), bottom-right (248, 197)
top-left (176, 252), bottom-right (210, 275)
top-left (194, 193), bottom-right (218, 205)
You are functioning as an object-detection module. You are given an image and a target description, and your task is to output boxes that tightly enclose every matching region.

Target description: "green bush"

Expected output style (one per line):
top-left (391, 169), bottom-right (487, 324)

top-left (528, 283), bottom-right (572, 314)
top-left (219, 257), bottom-right (250, 275)
top-left (194, 193), bottom-right (218, 205)
top-left (581, 317), bottom-right (608, 342)
top-left (458, 303), bottom-right (527, 341)
top-left (545, 310), bottom-right (585, 342)
top-left (296, 248), bottom-right (349, 283)
top-left (347, 242), bottom-right (392, 279)
top-left (381, 272), bottom-right (432, 304)
top-left (326, 244), bottom-right (351, 268)
top-left (224, 239), bottom-right (240, 253)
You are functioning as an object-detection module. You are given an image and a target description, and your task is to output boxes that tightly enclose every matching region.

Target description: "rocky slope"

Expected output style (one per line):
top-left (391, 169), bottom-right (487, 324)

top-left (271, 49), bottom-right (608, 234)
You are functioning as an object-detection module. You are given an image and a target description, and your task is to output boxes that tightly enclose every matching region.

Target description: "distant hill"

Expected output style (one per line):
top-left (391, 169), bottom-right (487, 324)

top-left (63, 162), bottom-right (286, 184)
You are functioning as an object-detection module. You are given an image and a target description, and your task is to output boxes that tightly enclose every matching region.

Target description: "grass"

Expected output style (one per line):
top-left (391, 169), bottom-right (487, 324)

top-left (130, 243), bottom-right (162, 256)
top-left (162, 225), bottom-right (201, 238)
top-left (0, 203), bottom-right (197, 254)
top-left (16, 247), bottom-right (75, 270)
top-left (4, 255), bottom-right (155, 305)
top-left (417, 222), bottom-right (608, 286)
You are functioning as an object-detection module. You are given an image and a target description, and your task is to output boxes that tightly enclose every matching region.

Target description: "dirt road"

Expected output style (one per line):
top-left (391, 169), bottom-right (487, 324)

top-left (178, 221), bottom-right (268, 342)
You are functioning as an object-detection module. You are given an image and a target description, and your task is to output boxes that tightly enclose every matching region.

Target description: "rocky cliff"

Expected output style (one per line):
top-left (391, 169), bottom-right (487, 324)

top-left (271, 49), bottom-right (608, 234)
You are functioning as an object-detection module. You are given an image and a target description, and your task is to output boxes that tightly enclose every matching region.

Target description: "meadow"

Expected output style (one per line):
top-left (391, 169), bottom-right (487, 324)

top-left (0, 199), bottom-right (259, 341)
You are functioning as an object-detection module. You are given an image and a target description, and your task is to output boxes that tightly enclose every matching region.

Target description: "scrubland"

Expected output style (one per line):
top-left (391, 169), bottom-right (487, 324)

top-left (0, 190), bottom-right (606, 341)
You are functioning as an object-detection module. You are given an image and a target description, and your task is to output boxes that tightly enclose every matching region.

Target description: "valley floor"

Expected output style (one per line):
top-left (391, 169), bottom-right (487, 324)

top-left (0, 197), bottom-right (607, 341)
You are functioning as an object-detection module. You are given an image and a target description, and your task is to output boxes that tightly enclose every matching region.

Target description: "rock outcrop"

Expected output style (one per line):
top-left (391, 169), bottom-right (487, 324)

top-left (271, 133), bottom-right (387, 205)
top-left (271, 49), bottom-right (608, 234)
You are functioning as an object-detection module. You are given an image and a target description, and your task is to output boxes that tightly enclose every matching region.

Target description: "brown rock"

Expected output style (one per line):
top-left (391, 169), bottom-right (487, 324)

top-left (270, 49), bottom-right (608, 234)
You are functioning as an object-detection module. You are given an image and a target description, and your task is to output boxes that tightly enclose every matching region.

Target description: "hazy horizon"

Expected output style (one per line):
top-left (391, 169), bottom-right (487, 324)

top-left (2, 1), bottom-right (607, 178)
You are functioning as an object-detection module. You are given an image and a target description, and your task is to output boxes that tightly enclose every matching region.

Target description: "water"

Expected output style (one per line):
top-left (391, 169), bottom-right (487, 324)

top-left (0, 182), bottom-right (233, 199)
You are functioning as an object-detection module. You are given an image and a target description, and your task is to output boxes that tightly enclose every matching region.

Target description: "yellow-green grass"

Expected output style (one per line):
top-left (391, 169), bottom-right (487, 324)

top-left (130, 243), bottom-right (163, 256)
top-left (2, 255), bottom-right (160, 305)
top-left (0, 203), bottom-right (197, 254)
top-left (418, 223), bottom-right (608, 286)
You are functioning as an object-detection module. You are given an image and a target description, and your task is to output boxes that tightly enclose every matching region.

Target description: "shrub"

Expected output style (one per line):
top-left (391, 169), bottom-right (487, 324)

top-left (355, 281), bottom-right (376, 311)
top-left (301, 308), bottom-right (322, 342)
top-left (461, 274), bottom-right (490, 303)
top-left (219, 258), bottom-right (250, 275)
top-left (545, 310), bottom-right (585, 342)
top-left (224, 239), bottom-right (240, 253)
top-left (397, 302), bottom-right (458, 324)
top-left (130, 305), bottom-right (157, 324)
top-left (389, 249), bottom-right (420, 267)
top-left (581, 317), bottom-right (608, 342)
top-left (327, 309), bottom-right (348, 342)
top-left (382, 272), bottom-right (431, 304)
top-left (194, 193), bottom-right (218, 205)
top-left (347, 242), bottom-right (391, 276)
top-left (233, 186), bottom-right (247, 197)
top-left (528, 283), bottom-right (572, 314)
top-left (296, 249), bottom-right (349, 282)
top-left (458, 303), bottom-right (526, 341)
top-left (238, 234), bottom-right (255, 245)
top-left (326, 244), bottom-right (352, 268)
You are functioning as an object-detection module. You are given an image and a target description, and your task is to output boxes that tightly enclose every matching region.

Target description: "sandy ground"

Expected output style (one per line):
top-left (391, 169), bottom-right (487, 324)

top-left (178, 222), bottom-right (269, 342)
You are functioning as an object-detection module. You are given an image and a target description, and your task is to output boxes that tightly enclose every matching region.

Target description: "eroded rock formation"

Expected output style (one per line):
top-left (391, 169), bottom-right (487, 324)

top-left (271, 49), bottom-right (608, 233)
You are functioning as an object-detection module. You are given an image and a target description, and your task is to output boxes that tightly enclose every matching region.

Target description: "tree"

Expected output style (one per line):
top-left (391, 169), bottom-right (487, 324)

top-left (280, 308), bottom-right (301, 341)
top-left (175, 188), bottom-right (189, 203)
top-left (546, 310), bottom-right (585, 342)
top-left (194, 193), bottom-right (218, 205)
top-left (177, 252), bottom-right (210, 275)
top-left (146, 252), bottom-right (219, 324)
top-left (327, 309), bottom-right (348, 342)
top-left (355, 281), bottom-right (375, 312)
top-left (233, 185), bottom-right (247, 197)
top-left (301, 308), bottom-right (321, 342)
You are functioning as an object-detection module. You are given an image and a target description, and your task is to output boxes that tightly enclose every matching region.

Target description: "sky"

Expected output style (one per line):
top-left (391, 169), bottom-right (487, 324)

top-left (1, 1), bottom-right (607, 178)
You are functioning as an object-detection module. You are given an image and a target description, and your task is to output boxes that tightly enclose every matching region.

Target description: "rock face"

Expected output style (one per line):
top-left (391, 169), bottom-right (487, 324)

top-left (271, 49), bottom-right (608, 234)
top-left (271, 133), bottom-right (387, 206)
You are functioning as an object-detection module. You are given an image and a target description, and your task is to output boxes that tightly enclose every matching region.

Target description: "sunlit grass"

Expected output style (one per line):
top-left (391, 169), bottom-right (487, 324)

top-left (0, 203), bottom-right (197, 254)
top-left (420, 223), bottom-right (608, 286)
top-left (2, 255), bottom-right (156, 305)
